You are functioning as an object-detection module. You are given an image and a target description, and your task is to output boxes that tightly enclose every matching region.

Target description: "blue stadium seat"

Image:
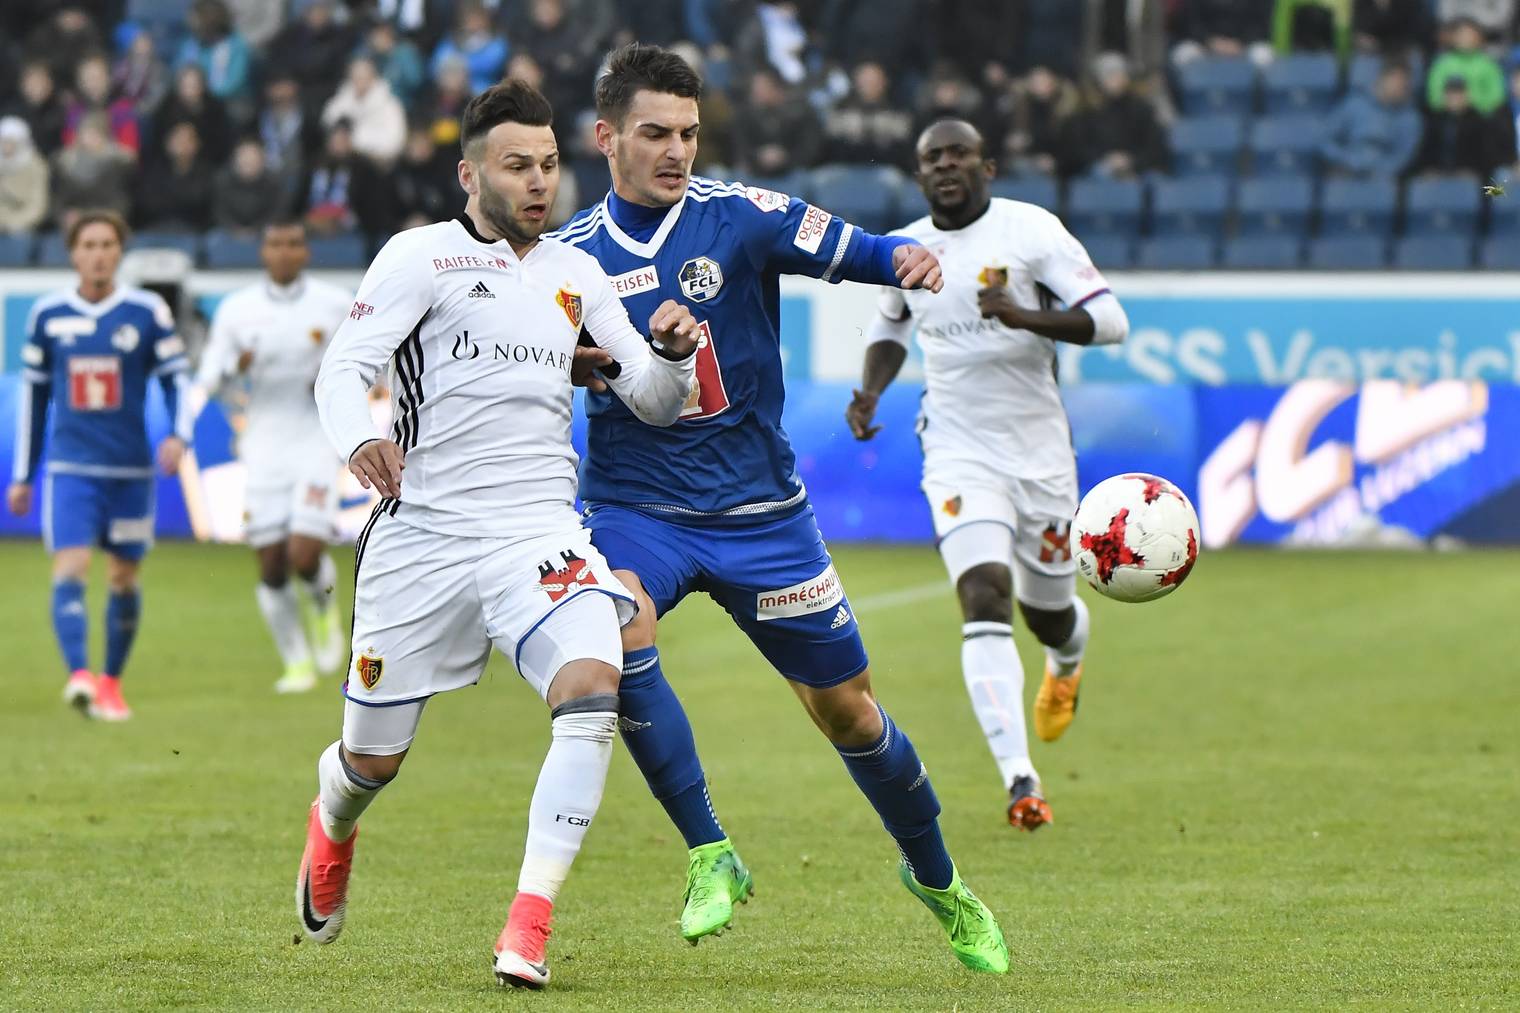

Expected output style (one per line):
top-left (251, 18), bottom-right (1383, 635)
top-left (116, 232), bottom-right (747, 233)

top-left (1320, 177), bottom-right (1397, 237)
top-left (1169, 116), bottom-right (1245, 177)
top-left (1249, 116), bottom-right (1324, 176)
top-left (1137, 235), bottom-right (1218, 269)
top-left (1393, 235), bottom-right (1472, 270)
top-left (1479, 236), bottom-right (1520, 268)
top-left (1222, 235), bottom-right (1303, 269)
top-left (1150, 175), bottom-right (1231, 237)
top-left (203, 230), bottom-right (264, 269)
top-left (1236, 175), bottom-right (1315, 236)
top-left (988, 175), bottom-right (1060, 210)
top-left (1079, 233), bottom-right (1134, 270)
top-left (804, 166), bottom-right (906, 234)
top-left (1307, 235), bottom-right (1387, 269)
top-left (1261, 53), bottom-right (1341, 114)
top-left (306, 232), bottom-right (369, 268)
top-left (0, 233), bottom-right (34, 266)
top-left (1065, 178), bottom-right (1144, 236)
top-left (133, 231), bottom-right (202, 261)
top-left (36, 232), bottom-right (69, 268)
top-left (1403, 176), bottom-right (1482, 236)
top-left (1176, 57), bottom-right (1257, 116)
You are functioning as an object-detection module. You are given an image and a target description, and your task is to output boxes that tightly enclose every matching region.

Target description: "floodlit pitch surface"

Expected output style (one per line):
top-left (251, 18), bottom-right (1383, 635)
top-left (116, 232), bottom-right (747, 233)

top-left (0, 540), bottom-right (1514, 1010)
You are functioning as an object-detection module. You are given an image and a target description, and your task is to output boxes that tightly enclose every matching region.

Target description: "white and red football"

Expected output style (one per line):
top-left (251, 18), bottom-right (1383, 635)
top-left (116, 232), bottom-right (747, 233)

top-left (1072, 473), bottom-right (1200, 603)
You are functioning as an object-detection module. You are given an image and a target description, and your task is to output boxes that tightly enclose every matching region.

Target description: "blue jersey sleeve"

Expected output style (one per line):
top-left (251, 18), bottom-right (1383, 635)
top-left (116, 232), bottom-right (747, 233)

top-left (730, 186), bottom-right (918, 288)
top-left (13, 307), bottom-right (52, 484)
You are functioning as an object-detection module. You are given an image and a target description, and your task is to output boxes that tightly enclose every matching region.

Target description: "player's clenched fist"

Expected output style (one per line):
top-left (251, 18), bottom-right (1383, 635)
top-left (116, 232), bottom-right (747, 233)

top-left (6, 483), bottom-right (31, 517)
top-left (846, 389), bottom-right (882, 441)
top-left (893, 244), bottom-right (944, 293)
top-left (647, 299), bottom-right (700, 358)
top-left (349, 438), bottom-right (406, 498)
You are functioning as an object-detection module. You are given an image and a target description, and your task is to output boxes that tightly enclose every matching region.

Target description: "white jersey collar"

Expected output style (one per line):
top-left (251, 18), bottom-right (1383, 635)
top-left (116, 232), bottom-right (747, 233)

top-left (600, 189), bottom-right (685, 260)
top-left (66, 286), bottom-right (127, 318)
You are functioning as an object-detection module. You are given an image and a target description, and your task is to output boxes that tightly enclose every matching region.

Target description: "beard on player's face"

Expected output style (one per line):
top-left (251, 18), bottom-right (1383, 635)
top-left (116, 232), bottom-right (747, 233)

top-left (613, 136), bottom-right (693, 207)
top-left (477, 172), bottom-right (549, 247)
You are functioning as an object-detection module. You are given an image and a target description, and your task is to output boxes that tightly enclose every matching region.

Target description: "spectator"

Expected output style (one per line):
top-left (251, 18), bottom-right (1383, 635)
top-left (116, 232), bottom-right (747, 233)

top-left (321, 57), bottom-right (407, 165)
top-left (154, 64), bottom-right (230, 166)
top-left (25, 7), bottom-right (104, 86)
top-left (1320, 61), bottom-right (1422, 176)
top-left (176, 0), bottom-right (254, 108)
top-left (224, 0), bottom-right (286, 49)
top-left (64, 54), bottom-right (140, 158)
top-left (915, 71), bottom-right (992, 148)
top-left (266, 0), bottom-right (356, 114)
top-left (358, 21), bottom-right (426, 107)
top-left (1416, 76), bottom-right (1508, 177)
top-left (1067, 52), bottom-right (1166, 179)
top-left (259, 73), bottom-right (315, 185)
top-left (136, 120), bottom-right (214, 230)
top-left (822, 62), bottom-right (914, 168)
top-left (303, 119), bottom-right (393, 238)
top-left (735, 67), bottom-right (823, 177)
top-left (1436, 0), bottom-right (1516, 35)
top-left (735, 1), bottom-right (815, 85)
top-left (113, 28), bottom-right (170, 117)
top-left (213, 137), bottom-right (288, 232)
top-left (7, 61), bottom-right (66, 157)
top-left (392, 126), bottom-right (460, 229)
top-left (430, 2), bottom-right (509, 96)
top-left (1427, 18), bottom-right (1507, 115)
top-left (1352, 0), bottom-right (1430, 55)
top-left (0, 116), bottom-right (49, 233)
top-left (997, 65), bottom-right (1082, 177)
top-left (52, 113), bottom-right (134, 222)
top-left (1170, 0), bottom-right (1274, 67)
top-left (418, 53), bottom-right (473, 150)
top-left (513, 0), bottom-right (601, 117)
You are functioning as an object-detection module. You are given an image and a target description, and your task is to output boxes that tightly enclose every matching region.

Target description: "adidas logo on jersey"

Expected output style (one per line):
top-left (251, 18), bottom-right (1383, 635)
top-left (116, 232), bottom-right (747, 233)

top-left (830, 605), bottom-right (851, 630)
top-left (467, 281), bottom-right (495, 298)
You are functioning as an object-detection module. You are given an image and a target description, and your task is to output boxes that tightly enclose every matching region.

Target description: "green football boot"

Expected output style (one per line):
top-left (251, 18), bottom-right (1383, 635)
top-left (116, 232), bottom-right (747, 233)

top-left (899, 863), bottom-right (1010, 974)
top-left (680, 838), bottom-right (754, 943)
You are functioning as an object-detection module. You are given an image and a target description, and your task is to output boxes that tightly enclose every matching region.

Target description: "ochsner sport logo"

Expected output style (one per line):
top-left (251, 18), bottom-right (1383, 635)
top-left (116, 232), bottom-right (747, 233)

top-left (756, 565), bottom-right (844, 621)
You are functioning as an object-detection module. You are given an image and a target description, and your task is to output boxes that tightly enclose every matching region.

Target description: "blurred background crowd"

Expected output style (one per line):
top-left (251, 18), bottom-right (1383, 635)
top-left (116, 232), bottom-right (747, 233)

top-left (2, 0), bottom-right (1519, 269)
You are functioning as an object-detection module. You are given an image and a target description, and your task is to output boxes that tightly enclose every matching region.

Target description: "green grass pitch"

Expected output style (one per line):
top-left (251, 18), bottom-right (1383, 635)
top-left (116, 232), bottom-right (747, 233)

top-left (0, 539), bottom-right (1515, 1010)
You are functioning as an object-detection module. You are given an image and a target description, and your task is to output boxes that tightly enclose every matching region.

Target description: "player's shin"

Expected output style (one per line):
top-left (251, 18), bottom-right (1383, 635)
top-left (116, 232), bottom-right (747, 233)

top-left (962, 622), bottom-right (1034, 785)
top-left (51, 579), bottom-right (89, 675)
top-left (835, 704), bottom-right (955, 890)
top-left (256, 581), bottom-right (315, 688)
top-left (317, 740), bottom-right (388, 842)
top-left (299, 553), bottom-right (338, 615)
top-left (1045, 596), bottom-right (1090, 676)
top-left (103, 586), bottom-right (141, 678)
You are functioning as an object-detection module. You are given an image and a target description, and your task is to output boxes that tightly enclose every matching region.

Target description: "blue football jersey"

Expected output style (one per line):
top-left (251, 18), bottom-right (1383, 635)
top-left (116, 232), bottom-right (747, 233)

top-left (14, 286), bottom-right (186, 481)
top-left (552, 177), bottom-right (910, 522)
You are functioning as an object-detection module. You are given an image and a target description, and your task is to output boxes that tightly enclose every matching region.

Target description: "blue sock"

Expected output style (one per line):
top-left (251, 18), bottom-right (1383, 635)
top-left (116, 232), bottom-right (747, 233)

top-left (104, 587), bottom-right (141, 679)
top-left (619, 646), bottom-right (726, 849)
top-left (836, 705), bottom-right (955, 890)
top-left (51, 580), bottom-right (88, 674)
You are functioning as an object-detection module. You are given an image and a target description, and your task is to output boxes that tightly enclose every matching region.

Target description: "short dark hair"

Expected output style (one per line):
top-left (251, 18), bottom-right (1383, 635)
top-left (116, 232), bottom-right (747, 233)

top-left (460, 78), bottom-right (554, 157)
top-left (68, 210), bottom-right (129, 250)
top-left (595, 43), bottom-right (703, 126)
top-left (262, 217), bottom-right (306, 238)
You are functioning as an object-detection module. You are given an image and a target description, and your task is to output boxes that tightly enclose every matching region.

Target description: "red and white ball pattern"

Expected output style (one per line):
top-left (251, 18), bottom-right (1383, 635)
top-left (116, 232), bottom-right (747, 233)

top-left (1072, 473), bottom-right (1200, 603)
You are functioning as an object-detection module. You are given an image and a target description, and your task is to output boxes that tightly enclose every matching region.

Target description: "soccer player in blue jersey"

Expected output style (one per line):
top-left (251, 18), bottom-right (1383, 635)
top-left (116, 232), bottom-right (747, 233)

top-left (550, 44), bottom-right (1008, 973)
top-left (6, 211), bottom-right (189, 721)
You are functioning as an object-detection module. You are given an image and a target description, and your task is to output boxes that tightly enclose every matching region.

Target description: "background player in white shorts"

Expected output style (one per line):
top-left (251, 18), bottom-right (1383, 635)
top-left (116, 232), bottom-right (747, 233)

top-left (296, 80), bottom-right (698, 990)
top-left (846, 119), bottom-right (1129, 830)
top-left (186, 221), bottom-right (352, 693)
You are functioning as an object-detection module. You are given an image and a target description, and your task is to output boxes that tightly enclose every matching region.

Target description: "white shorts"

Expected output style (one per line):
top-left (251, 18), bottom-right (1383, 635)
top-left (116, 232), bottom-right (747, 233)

top-left (343, 509), bottom-right (635, 707)
top-left (244, 451), bottom-right (341, 549)
top-left (923, 460), bottom-right (1078, 610)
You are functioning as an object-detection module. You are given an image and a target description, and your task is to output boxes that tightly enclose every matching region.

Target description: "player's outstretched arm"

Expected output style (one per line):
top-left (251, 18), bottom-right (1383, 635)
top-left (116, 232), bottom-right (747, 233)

top-left (580, 267), bottom-right (698, 427)
top-left (848, 289), bottom-right (913, 441)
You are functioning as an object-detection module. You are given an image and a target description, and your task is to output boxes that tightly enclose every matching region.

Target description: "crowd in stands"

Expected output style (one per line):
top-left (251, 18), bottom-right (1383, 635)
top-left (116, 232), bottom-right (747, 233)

top-left (0, 0), bottom-right (1518, 269)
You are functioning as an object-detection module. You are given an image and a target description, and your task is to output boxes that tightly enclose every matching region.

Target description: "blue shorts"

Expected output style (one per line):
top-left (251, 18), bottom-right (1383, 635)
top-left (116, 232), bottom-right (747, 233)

top-left (44, 472), bottom-right (155, 561)
top-left (583, 502), bottom-right (868, 688)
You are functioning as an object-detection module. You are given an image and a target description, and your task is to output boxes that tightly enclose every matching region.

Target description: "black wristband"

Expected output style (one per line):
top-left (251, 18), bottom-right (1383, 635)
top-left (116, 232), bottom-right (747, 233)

top-left (650, 340), bottom-right (696, 362)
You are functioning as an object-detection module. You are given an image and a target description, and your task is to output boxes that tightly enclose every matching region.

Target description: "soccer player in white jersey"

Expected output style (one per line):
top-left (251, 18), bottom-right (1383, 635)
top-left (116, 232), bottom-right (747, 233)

top-left (846, 119), bottom-right (1130, 830)
top-left (295, 80), bottom-right (698, 990)
top-left (187, 221), bottom-right (352, 693)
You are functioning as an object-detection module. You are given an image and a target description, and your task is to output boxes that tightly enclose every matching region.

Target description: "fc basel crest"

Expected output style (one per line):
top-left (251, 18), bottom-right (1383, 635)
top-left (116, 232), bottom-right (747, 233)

top-left (556, 287), bottom-right (584, 330)
top-left (356, 652), bottom-right (383, 690)
top-left (678, 257), bottom-right (723, 303)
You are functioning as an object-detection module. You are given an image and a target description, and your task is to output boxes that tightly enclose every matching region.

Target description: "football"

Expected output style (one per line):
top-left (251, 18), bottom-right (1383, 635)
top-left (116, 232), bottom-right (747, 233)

top-left (1072, 473), bottom-right (1200, 603)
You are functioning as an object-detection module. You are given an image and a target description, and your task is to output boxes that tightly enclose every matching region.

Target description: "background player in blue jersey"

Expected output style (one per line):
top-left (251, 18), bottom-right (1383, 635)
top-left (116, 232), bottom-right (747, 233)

top-left (6, 211), bottom-right (189, 721)
top-left (551, 45), bottom-right (1007, 974)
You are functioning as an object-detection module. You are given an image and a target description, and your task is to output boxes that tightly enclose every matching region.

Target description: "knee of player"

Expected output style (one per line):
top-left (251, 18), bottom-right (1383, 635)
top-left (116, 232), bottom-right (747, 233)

top-left (956, 567), bottom-right (1013, 623)
top-left (807, 686), bottom-right (884, 746)
top-left (341, 744), bottom-right (405, 783)
top-left (1019, 601), bottom-right (1077, 647)
top-left (289, 546), bottom-right (324, 580)
top-left (548, 657), bottom-right (621, 706)
top-left (259, 568), bottom-right (290, 589)
top-left (549, 688), bottom-right (621, 742)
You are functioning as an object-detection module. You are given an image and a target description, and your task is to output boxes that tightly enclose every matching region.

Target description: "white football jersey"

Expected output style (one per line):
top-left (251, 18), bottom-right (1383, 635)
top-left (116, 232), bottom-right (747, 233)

top-left (196, 276), bottom-right (352, 474)
top-left (316, 216), bottom-right (696, 539)
top-left (876, 198), bottom-right (1112, 479)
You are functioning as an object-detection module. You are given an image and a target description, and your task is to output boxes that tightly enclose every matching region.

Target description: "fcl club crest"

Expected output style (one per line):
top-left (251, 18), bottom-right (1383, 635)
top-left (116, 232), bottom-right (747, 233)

top-left (678, 257), bottom-right (724, 302)
top-left (556, 287), bottom-right (584, 330)
top-left (356, 652), bottom-right (383, 690)
top-left (978, 265), bottom-right (1009, 287)
top-left (535, 550), bottom-right (598, 602)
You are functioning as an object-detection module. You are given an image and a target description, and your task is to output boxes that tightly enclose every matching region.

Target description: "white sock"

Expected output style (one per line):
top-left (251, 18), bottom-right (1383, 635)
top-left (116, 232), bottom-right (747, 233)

top-left (317, 740), bottom-right (386, 843)
top-left (517, 697), bottom-right (618, 903)
top-left (300, 553), bottom-right (338, 615)
top-left (962, 621), bottom-right (1034, 786)
top-left (1047, 596), bottom-right (1090, 677)
top-left (257, 582), bottom-right (313, 669)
